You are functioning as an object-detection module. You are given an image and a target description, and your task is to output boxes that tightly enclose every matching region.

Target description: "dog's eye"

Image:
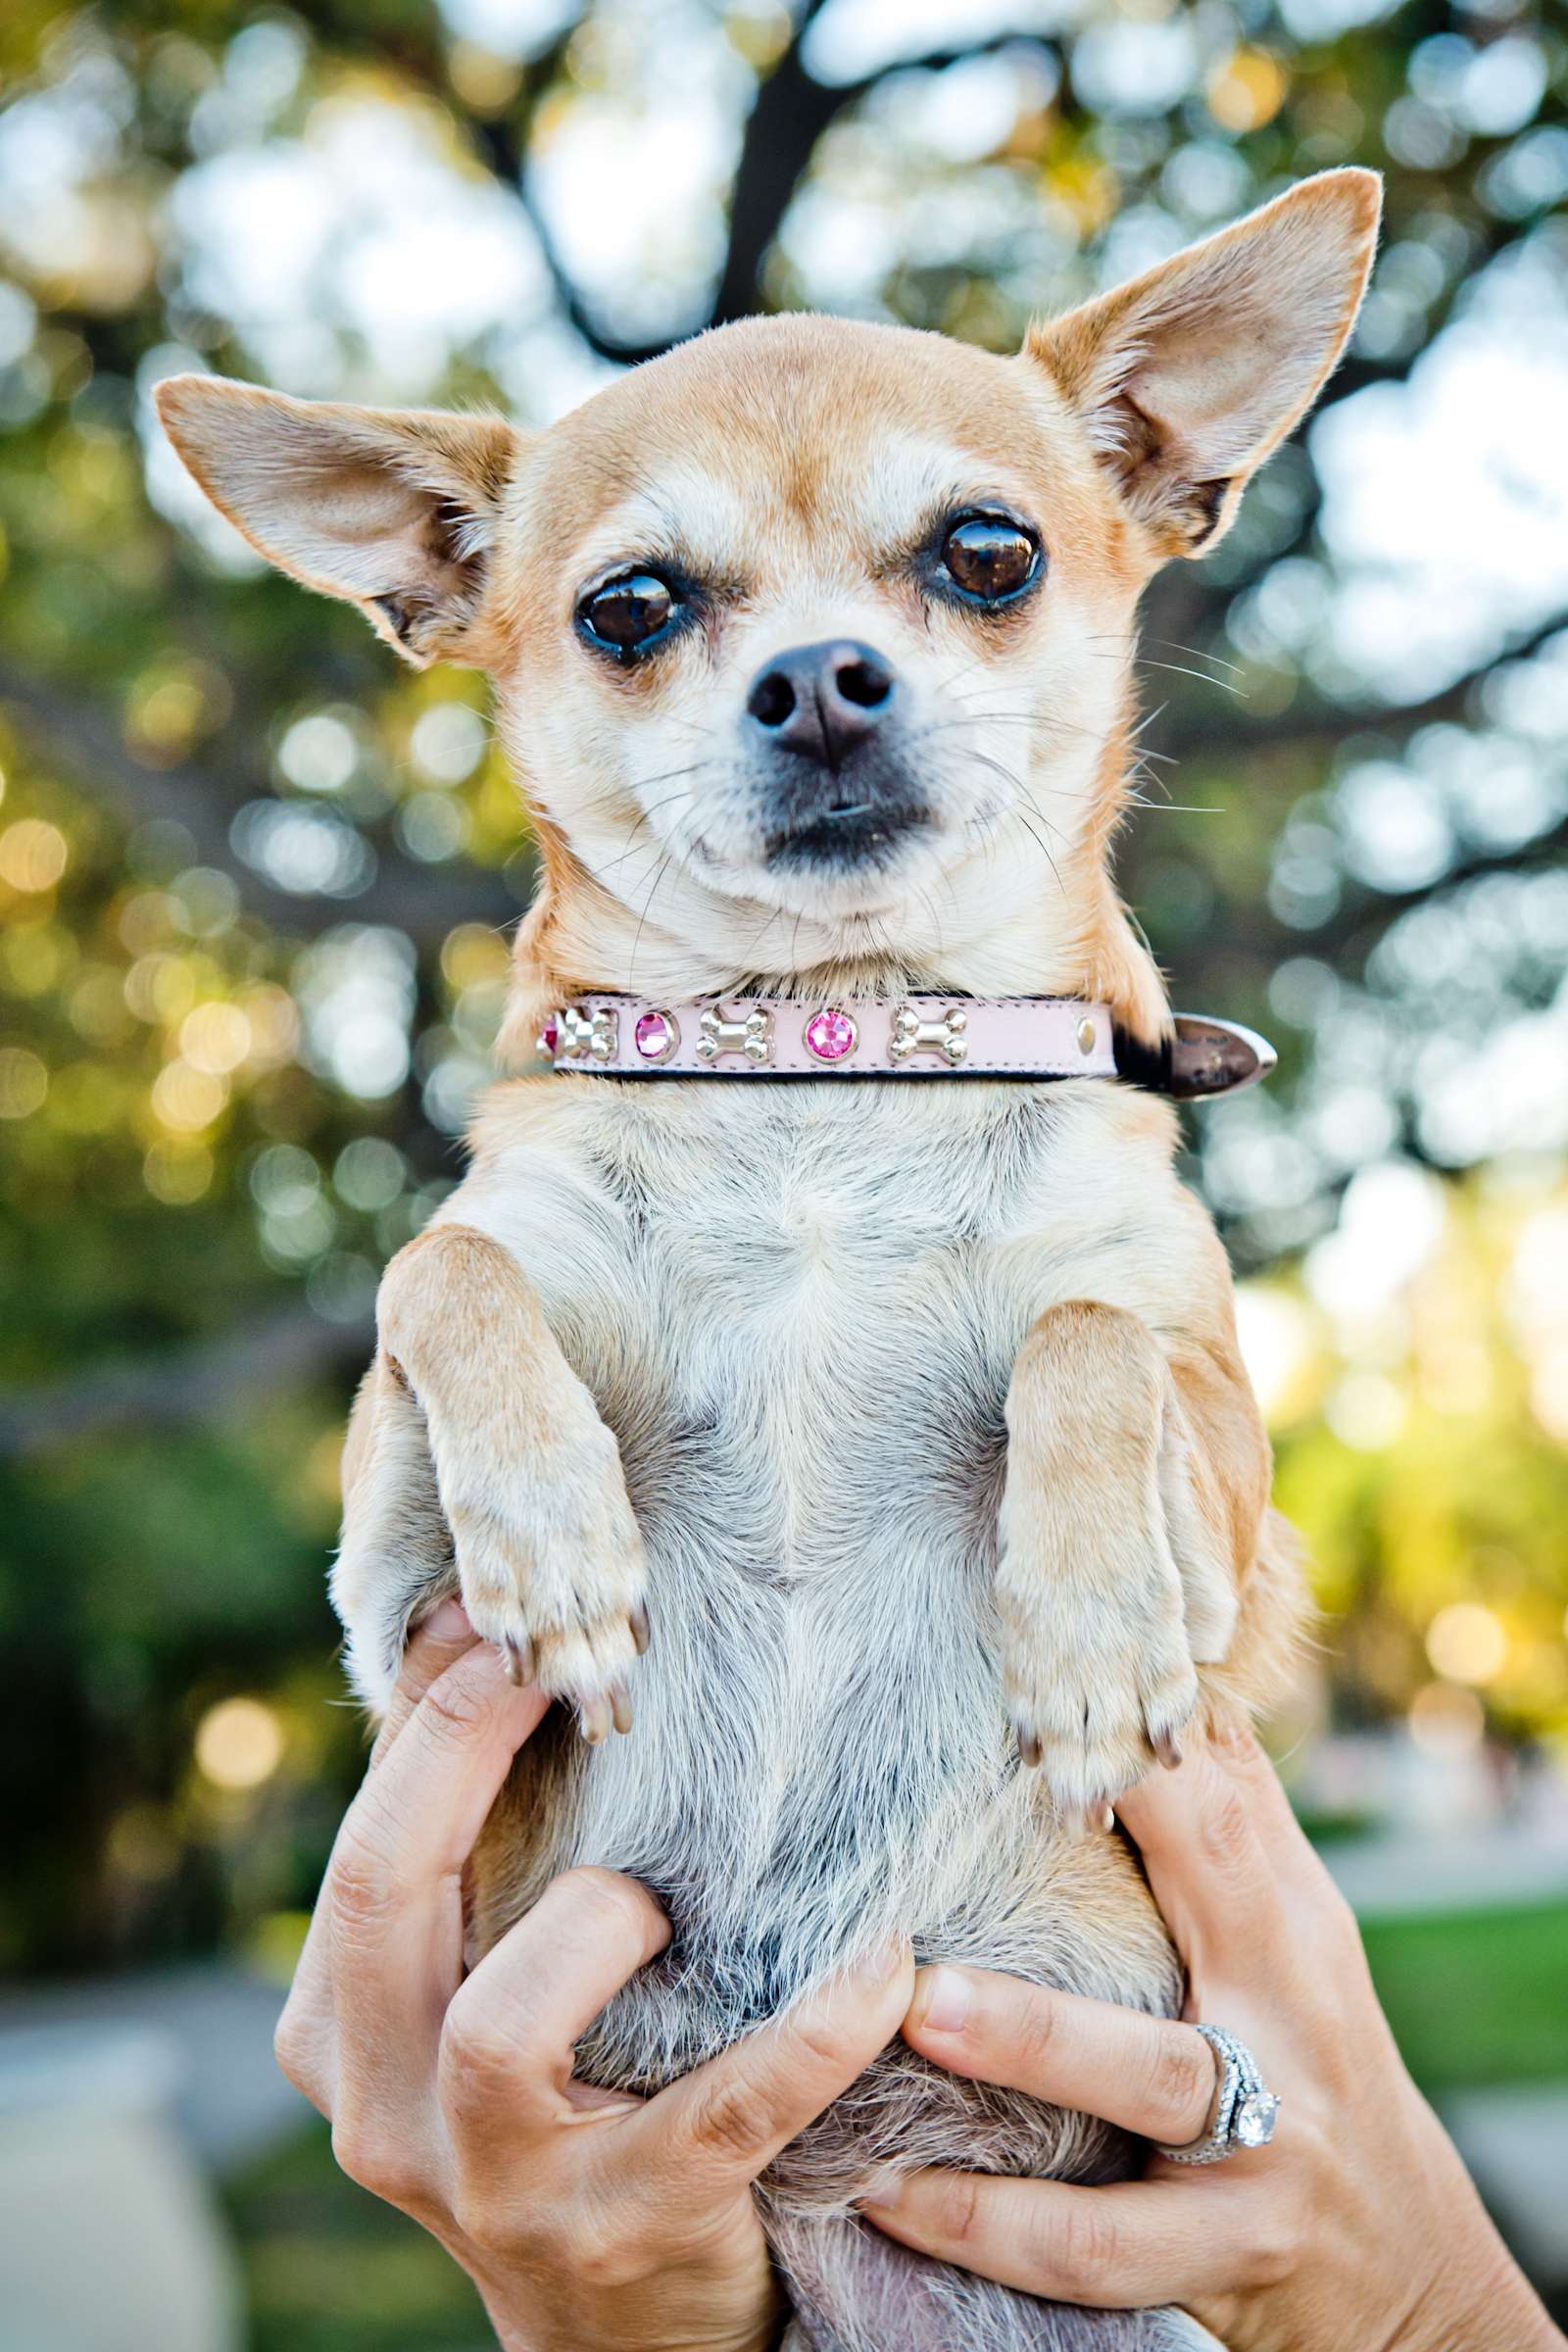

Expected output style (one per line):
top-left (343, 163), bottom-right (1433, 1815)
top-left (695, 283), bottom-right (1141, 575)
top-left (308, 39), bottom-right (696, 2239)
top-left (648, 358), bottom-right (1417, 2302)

top-left (940, 516), bottom-right (1040, 604)
top-left (578, 571), bottom-right (678, 655)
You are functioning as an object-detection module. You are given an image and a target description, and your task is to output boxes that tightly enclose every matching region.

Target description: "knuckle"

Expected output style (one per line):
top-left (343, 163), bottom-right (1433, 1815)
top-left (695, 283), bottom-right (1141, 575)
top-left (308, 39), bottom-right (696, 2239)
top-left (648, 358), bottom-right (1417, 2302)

top-left (556, 1865), bottom-right (655, 1945)
top-left (1198, 1784), bottom-right (1255, 1878)
top-left (1243, 2199), bottom-right (1302, 2288)
top-left (1010, 1986), bottom-right (1064, 2082)
top-left (327, 1844), bottom-right (400, 1932)
top-left (789, 2005), bottom-right (854, 2075)
top-left (1045, 2199), bottom-right (1120, 2301)
top-left (418, 1668), bottom-right (497, 1748)
top-left (451, 2182), bottom-right (517, 2257)
top-left (934, 2171), bottom-right (986, 2249)
top-left (683, 2072), bottom-right (777, 2167)
top-left (568, 2213), bottom-right (641, 2289)
top-left (1314, 1881), bottom-right (1366, 1966)
top-left (272, 2005), bottom-right (325, 2108)
top-left (1145, 2024), bottom-right (1214, 2139)
top-left (439, 1999), bottom-right (529, 2099)
top-left (330, 2116), bottom-right (424, 2211)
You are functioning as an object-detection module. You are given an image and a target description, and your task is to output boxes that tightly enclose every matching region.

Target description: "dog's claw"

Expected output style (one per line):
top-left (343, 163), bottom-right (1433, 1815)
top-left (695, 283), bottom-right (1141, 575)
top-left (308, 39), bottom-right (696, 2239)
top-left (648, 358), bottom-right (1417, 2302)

top-left (610, 1682), bottom-right (634, 1736)
top-left (579, 1691), bottom-right (613, 1744)
top-left (629, 1599), bottom-right (652, 1656)
top-left (500, 1635), bottom-right (534, 1687)
top-left (1016, 1726), bottom-right (1043, 1770)
top-left (1101, 1803), bottom-right (1115, 1834)
top-left (1153, 1731), bottom-right (1182, 1771)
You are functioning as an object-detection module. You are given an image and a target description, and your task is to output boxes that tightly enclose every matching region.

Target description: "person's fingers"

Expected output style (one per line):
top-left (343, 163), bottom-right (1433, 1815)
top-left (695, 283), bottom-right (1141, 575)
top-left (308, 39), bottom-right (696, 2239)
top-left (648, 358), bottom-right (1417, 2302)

top-left (328, 1644), bottom-right (549, 2114)
top-left (274, 1598), bottom-right (486, 2118)
top-left (438, 1865), bottom-right (672, 2154)
top-left (902, 1968), bottom-right (1216, 2147)
top-left (368, 1596), bottom-right (482, 1767)
top-left (622, 1940), bottom-right (914, 2199)
top-left (1116, 1725), bottom-right (1354, 1983)
top-left (862, 2170), bottom-right (1250, 2308)
top-left (1113, 1732), bottom-right (1292, 1972)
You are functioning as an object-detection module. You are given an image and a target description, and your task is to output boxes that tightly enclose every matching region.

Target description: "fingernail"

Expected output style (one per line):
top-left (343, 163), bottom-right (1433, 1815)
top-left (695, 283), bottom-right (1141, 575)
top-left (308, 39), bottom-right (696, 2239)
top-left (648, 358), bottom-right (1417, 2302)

top-left (857, 2173), bottom-right (906, 2216)
top-left (912, 1965), bottom-right (970, 2035)
top-left (424, 1598), bottom-right (470, 1642)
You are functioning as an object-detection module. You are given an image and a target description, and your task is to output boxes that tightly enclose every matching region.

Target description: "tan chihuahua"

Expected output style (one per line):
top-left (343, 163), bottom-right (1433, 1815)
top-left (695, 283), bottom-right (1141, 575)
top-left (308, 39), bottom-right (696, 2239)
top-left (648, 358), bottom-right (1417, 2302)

top-left (160, 169), bottom-right (1380, 2351)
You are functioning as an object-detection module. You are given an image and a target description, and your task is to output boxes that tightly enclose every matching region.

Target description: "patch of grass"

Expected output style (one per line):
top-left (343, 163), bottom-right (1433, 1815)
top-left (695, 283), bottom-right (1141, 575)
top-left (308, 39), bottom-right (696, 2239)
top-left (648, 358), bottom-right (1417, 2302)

top-left (1361, 1899), bottom-right (1568, 2093)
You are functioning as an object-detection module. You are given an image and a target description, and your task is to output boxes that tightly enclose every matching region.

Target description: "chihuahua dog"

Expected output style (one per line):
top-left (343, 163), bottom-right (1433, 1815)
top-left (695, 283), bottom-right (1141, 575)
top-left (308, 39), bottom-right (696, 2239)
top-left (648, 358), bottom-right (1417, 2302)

top-left (160, 169), bottom-right (1379, 2351)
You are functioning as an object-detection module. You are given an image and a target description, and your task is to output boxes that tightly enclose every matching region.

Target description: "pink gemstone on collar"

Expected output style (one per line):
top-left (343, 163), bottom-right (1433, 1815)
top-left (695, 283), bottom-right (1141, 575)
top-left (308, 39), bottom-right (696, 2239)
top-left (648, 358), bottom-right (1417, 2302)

top-left (634, 1009), bottom-right (675, 1061)
top-left (539, 1013), bottom-right (560, 1057)
top-left (805, 1005), bottom-right (858, 1063)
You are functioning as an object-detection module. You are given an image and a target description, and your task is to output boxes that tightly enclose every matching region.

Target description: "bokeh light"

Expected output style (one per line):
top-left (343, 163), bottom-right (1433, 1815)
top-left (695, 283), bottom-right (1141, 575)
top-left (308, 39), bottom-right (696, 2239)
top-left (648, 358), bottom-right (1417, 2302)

top-left (193, 1695), bottom-right (286, 1789)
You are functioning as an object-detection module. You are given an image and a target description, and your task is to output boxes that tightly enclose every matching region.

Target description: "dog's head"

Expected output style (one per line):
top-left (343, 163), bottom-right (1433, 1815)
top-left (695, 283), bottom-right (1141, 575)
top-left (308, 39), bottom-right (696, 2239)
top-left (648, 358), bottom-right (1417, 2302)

top-left (158, 170), bottom-right (1378, 1046)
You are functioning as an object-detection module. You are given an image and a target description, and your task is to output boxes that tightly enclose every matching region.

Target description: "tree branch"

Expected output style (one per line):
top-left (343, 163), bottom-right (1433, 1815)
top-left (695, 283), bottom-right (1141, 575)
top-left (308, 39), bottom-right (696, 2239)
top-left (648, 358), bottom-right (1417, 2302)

top-left (0, 661), bottom-right (521, 950)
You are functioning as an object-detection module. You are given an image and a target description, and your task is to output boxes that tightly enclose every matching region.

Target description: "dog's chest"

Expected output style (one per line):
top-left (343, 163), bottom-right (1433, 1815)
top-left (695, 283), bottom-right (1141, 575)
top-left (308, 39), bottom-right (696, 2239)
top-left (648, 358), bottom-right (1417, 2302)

top-left (549, 1085), bottom-right (1069, 1578)
top-left (460, 1076), bottom-right (1171, 1590)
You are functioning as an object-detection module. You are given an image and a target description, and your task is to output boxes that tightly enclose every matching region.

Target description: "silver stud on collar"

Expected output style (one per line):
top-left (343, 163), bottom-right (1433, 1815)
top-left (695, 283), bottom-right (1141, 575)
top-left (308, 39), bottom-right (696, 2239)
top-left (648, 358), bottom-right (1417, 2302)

top-left (696, 1002), bottom-right (772, 1065)
top-left (889, 1002), bottom-right (968, 1067)
top-left (559, 1004), bottom-right (618, 1062)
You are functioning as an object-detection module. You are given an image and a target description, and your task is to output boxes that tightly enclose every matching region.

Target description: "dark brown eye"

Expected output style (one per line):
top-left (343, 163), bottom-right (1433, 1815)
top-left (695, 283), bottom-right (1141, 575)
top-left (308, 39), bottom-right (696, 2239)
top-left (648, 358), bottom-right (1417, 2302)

top-left (941, 515), bottom-right (1040, 604)
top-left (579, 571), bottom-right (677, 654)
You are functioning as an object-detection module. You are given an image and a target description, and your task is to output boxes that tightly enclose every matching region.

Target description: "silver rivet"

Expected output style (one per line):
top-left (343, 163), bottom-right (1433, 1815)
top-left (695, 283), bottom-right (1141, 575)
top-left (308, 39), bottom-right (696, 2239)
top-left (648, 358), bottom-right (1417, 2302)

top-left (1077, 1016), bottom-right (1097, 1054)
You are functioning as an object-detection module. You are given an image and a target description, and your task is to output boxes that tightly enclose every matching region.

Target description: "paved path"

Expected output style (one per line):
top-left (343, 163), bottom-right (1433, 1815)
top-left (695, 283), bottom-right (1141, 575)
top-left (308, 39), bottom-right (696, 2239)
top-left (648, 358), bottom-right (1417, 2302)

top-left (1323, 1824), bottom-right (1568, 1919)
top-left (0, 1961), bottom-right (303, 2172)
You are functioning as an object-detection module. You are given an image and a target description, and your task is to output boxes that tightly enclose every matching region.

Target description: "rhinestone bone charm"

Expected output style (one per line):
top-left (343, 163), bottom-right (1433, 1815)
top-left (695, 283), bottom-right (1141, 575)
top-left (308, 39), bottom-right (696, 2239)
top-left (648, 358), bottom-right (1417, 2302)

top-left (557, 1004), bottom-right (618, 1063)
top-left (889, 1001), bottom-right (968, 1067)
top-left (696, 1002), bottom-right (772, 1065)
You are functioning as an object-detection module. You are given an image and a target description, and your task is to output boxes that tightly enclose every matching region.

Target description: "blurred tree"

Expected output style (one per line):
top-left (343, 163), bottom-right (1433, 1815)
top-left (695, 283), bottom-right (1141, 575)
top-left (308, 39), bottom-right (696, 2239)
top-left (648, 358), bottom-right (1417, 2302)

top-left (1, 0), bottom-right (1565, 1970)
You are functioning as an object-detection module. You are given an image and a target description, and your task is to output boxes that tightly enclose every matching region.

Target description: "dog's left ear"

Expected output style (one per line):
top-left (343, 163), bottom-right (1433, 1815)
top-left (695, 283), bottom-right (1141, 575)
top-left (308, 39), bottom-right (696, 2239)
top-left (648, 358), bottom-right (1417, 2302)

top-left (154, 375), bottom-right (521, 665)
top-left (1028, 169), bottom-right (1381, 558)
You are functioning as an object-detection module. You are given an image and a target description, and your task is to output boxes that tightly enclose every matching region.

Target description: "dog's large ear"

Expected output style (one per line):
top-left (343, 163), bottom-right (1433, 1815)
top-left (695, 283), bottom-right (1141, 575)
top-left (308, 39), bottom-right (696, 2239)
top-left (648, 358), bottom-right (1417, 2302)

top-left (154, 375), bottom-right (521, 665)
top-left (1028, 169), bottom-right (1380, 559)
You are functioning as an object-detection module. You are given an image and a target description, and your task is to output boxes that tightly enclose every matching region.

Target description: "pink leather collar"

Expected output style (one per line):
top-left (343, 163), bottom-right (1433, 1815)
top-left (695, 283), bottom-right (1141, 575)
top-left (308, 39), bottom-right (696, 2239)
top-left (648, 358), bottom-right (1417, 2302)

top-left (539, 996), bottom-right (1277, 1096)
top-left (541, 995), bottom-right (1114, 1078)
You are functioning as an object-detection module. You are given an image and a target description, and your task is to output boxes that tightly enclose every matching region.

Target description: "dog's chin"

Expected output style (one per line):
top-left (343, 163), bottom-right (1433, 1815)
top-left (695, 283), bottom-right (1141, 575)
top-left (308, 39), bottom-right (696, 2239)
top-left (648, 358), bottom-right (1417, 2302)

top-left (706, 808), bottom-right (945, 930)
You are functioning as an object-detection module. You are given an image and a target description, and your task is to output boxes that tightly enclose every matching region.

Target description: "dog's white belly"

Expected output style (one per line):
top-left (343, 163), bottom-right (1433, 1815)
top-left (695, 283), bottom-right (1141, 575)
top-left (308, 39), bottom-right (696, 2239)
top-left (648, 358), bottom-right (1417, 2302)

top-left (450, 1077), bottom-right (1187, 2195)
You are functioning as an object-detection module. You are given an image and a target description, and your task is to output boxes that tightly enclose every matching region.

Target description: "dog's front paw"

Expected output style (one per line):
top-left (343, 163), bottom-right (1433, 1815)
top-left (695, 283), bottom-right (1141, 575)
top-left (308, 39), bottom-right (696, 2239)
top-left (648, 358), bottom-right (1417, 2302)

top-left (995, 1511), bottom-right (1198, 1828)
top-left (446, 1420), bottom-right (650, 1742)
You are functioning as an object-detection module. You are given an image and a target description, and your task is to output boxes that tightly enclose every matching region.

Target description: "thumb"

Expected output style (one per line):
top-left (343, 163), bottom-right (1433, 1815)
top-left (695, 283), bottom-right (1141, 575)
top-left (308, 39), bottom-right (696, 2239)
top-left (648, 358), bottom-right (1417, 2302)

top-left (629, 1938), bottom-right (914, 2193)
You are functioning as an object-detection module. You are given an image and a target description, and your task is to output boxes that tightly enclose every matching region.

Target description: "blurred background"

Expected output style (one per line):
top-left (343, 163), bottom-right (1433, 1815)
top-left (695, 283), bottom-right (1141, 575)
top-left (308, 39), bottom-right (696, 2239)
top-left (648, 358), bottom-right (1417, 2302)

top-left (0, 0), bottom-right (1565, 2343)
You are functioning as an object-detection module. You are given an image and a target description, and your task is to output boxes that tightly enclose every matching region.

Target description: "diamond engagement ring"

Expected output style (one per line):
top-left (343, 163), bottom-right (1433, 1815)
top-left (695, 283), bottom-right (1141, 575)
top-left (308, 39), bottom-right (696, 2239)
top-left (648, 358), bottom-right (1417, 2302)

top-left (1156, 2025), bottom-right (1280, 2166)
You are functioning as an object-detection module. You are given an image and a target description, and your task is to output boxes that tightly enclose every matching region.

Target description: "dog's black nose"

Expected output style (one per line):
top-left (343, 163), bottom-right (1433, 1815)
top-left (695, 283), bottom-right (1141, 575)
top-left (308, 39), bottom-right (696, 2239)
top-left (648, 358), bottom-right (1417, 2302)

top-left (746, 640), bottom-right (897, 767)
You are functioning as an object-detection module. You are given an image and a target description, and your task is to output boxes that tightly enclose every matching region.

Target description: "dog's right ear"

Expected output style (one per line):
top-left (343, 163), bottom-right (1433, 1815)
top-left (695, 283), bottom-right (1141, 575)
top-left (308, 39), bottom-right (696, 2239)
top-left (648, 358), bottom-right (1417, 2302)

top-left (154, 375), bottom-right (521, 666)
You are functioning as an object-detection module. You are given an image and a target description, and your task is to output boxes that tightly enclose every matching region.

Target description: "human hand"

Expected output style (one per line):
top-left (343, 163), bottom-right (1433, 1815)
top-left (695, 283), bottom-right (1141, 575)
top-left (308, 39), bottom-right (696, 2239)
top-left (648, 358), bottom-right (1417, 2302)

top-left (865, 1725), bottom-right (1562, 2352)
top-left (276, 1602), bottom-right (912, 2352)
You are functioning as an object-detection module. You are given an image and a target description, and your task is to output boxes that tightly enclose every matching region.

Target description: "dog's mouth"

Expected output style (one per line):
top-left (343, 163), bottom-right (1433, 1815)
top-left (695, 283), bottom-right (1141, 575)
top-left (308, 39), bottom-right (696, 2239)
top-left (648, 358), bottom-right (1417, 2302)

top-left (763, 799), bottom-right (934, 870)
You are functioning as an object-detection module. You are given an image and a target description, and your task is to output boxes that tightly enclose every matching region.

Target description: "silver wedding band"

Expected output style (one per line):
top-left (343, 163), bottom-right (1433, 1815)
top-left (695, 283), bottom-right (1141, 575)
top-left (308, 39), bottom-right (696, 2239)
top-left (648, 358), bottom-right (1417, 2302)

top-left (1155, 2024), bottom-right (1280, 2166)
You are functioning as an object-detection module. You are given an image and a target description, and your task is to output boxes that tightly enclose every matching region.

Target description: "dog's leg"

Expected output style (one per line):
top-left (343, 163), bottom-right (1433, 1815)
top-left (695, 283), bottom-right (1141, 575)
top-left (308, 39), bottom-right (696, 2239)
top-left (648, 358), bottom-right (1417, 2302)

top-left (337, 1221), bottom-right (647, 1733)
top-left (331, 1352), bottom-right (456, 1707)
top-left (772, 2217), bottom-right (1225, 2352)
top-left (998, 1300), bottom-right (1265, 1822)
